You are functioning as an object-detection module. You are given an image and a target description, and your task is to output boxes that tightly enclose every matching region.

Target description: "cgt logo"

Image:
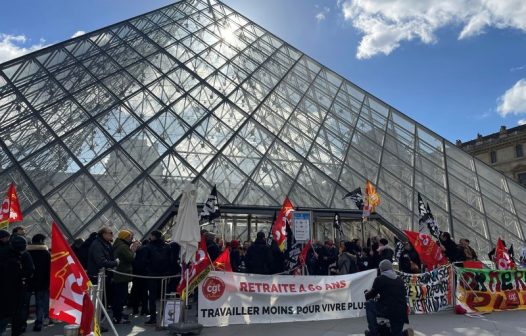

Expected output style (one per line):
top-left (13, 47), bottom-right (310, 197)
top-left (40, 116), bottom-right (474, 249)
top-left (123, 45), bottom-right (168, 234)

top-left (202, 276), bottom-right (226, 301)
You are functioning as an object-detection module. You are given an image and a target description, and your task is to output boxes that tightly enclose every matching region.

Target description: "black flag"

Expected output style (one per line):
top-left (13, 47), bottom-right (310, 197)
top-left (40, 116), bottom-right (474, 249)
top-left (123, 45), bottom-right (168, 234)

top-left (284, 219), bottom-right (301, 274)
top-left (344, 187), bottom-right (364, 210)
top-left (199, 185), bottom-right (220, 223)
top-left (267, 211), bottom-right (277, 247)
top-left (417, 193), bottom-right (427, 233)
top-left (394, 237), bottom-right (405, 261)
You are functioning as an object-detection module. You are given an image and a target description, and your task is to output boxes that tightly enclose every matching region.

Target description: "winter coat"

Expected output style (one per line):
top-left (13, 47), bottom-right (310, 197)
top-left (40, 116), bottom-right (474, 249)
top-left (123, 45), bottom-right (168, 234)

top-left (230, 248), bottom-right (242, 272)
top-left (27, 244), bottom-right (51, 291)
top-left (336, 252), bottom-right (358, 274)
top-left (78, 233), bottom-right (97, 269)
top-left (245, 238), bottom-right (273, 275)
top-left (112, 238), bottom-right (134, 283)
top-left (133, 245), bottom-right (149, 276)
top-left (206, 239), bottom-right (221, 262)
top-left (378, 245), bottom-right (394, 262)
top-left (270, 241), bottom-right (285, 274)
top-left (0, 247), bottom-right (25, 318)
top-left (365, 274), bottom-right (409, 324)
top-left (441, 239), bottom-right (461, 263)
top-left (87, 236), bottom-right (118, 279)
top-left (145, 240), bottom-right (171, 276)
top-left (399, 249), bottom-right (421, 274)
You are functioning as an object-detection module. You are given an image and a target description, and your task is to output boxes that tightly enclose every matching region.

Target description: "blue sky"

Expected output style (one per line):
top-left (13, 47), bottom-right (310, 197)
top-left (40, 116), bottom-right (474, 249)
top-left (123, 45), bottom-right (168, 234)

top-left (1, 0), bottom-right (526, 143)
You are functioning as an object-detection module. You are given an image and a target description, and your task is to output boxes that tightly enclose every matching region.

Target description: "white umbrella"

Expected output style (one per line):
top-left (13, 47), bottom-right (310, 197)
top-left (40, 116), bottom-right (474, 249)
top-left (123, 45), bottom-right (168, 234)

top-left (172, 183), bottom-right (200, 263)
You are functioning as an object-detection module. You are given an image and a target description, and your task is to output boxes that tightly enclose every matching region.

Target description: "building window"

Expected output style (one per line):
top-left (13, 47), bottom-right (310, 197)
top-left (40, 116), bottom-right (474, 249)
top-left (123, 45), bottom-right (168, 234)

top-left (490, 151), bottom-right (497, 163)
top-left (519, 173), bottom-right (526, 186)
top-left (516, 144), bottom-right (524, 158)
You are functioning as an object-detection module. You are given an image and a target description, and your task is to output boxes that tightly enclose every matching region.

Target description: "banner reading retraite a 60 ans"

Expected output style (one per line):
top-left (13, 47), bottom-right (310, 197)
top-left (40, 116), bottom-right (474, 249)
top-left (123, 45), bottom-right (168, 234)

top-left (198, 270), bottom-right (376, 327)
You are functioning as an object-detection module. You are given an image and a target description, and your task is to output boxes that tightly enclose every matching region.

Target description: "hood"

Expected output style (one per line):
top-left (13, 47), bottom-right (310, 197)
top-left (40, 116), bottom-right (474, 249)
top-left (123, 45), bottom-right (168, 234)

top-left (27, 244), bottom-right (49, 251)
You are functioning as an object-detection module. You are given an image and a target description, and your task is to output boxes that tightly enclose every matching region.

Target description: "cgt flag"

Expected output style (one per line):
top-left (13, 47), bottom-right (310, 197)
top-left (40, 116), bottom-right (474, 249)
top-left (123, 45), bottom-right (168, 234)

top-left (495, 238), bottom-right (516, 270)
top-left (0, 182), bottom-right (23, 228)
top-left (272, 196), bottom-right (294, 252)
top-left (199, 185), bottom-right (220, 223)
top-left (213, 247), bottom-right (232, 272)
top-left (177, 236), bottom-right (212, 300)
top-left (50, 222), bottom-right (91, 325)
top-left (365, 180), bottom-right (380, 212)
top-left (79, 293), bottom-right (98, 336)
top-left (404, 230), bottom-right (447, 270)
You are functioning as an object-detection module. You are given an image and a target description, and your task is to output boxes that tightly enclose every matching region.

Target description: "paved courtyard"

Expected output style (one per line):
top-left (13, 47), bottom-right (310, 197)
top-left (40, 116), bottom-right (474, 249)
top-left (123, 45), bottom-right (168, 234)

top-left (13, 309), bottom-right (526, 336)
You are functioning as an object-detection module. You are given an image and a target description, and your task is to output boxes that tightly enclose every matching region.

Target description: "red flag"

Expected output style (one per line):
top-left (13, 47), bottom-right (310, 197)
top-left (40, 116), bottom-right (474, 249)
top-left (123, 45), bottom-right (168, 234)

top-left (177, 236), bottom-right (212, 300)
top-left (79, 293), bottom-right (94, 336)
top-left (272, 197), bottom-right (294, 251)
top-left (0, 182), bottom-right (23, 228)
top-left (213, 247), bottom-right (232, 272)
top-left (463, 261), bottom-right (485, 269)
top-left (299, 240), bottom-right (312, 268)
top-left (495, 238), bottom-right (516, 270)
top-left (50, 222), bottom-right (91, 325)
top-left (404, 230), bottom-right (447, 270)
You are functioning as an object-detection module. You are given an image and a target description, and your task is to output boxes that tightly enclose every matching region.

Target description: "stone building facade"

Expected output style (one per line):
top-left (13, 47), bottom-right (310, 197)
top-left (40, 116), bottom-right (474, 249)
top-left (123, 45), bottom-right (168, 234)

top-left (458, 125), bottom-right (526, 186)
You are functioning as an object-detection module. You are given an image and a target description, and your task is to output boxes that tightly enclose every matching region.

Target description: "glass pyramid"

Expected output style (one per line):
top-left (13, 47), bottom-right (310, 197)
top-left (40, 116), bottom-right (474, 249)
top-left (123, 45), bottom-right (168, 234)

top-left (0, 0), bottom-right (525, 259)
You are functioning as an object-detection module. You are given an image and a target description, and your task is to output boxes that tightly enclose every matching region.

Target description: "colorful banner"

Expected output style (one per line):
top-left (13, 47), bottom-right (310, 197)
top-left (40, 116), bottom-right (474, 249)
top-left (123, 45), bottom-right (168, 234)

top-left (456, 267), bottom-right (526, 313)
top-left (198, 270), bottom-right (376, 327)
top-left (398, 265), bottom-right (453, 314)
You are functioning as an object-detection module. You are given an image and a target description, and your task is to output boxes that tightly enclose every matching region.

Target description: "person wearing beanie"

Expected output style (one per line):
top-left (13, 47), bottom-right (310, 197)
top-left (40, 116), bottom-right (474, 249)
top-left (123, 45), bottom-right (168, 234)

top-left (112, 230), bottom-right (135, 324)
top-left (364, 260), bottom-right (414, 336)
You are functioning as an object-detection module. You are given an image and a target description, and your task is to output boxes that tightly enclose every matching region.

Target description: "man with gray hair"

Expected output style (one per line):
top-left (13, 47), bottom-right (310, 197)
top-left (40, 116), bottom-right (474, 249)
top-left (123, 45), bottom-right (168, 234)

top-left (364, 260), bottom-right (413, 336)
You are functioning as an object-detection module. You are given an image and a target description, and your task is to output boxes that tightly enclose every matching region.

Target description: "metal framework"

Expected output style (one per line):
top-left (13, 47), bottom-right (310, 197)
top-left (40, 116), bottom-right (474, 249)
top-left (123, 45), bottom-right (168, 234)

top-left (0, 0), bottom-right (525, 259)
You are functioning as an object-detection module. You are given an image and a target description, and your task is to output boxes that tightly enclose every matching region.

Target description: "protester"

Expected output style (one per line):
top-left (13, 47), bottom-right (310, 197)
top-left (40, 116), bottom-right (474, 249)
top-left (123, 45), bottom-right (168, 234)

top-left (331, 241), bottom-right (358, 275)
top-left (229, 240), bottom-right (242, 272)
top-left (130, 240), bottom-right (149, 316)
top-left (78, 232), bottom-right (97, 269)
top-left (364, 260), bottom-right (413, 336)
top-left (112, 230), bottom-right (136, 324)
top-left (25, 234), bottom-right (51, 332)
top-left (269, 239), bottom-right (285, 274)
top-left (378, 238), bottom-right (394, 262)
top-left (439, 232), bottom-right (462, 263)
top-left (87, 227), bottom-right (118, 283)
top-left (144, 230), bottom-right (171, 325)
top-left (8, 235), bottom-right (34, 336)
top-left (458, 239), bottom-right (477, 262)
top-left (399, 242), bottom-right (421, 274)
top-left (11, 226), bottom-right (26, 238)
top-left (205, 232), bottom-right (220, 262)
top-left (71, 238), bottom-right (84, 263)
top-left (368, 241), bottom-right (381, 270)
top-left (245, 231), bottom-right (273, 275)
top-left (318, 240), bottom-right (337, 275)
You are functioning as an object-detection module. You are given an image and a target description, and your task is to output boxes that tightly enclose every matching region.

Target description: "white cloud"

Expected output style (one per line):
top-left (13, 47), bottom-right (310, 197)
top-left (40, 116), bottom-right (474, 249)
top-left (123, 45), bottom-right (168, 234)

top-left (518, 119), bottom-right (526, 125)
top-left (497, 79), bottom-right (526, 117)
top-left (338, 0), bottom-right (526, 59)
top-left (71, 31), bottom-right (86, 38)
top-left (0, 33), bottom-right (46, 63)
top-left (316, 7), bottom-right (330, 23)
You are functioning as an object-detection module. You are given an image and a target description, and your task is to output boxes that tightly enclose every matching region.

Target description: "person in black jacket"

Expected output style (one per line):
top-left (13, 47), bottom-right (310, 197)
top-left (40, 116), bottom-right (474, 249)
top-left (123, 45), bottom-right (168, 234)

top-left (269, 240), bottom-right (285, 274)
top-left (9, 235), bottom-right (34, 336)
top-left (25, 234), bottom-right (51, 332)
top-left (364, 260), bottom-right (413, 336)
top-left (87, 227), bottom-right (118, 284)
top-left (205, 232), bottom-right (220, 262)
top-left (130, 240), bottom-right (149, 315)
top-left (229, 240), bottom-right (242, 272)
top-left (245, 232), bottom-right (273, 275)
top-left (78, 232), bottom-right (97, 270)
top-left (144, 230), bottom-right (171, 325)
top-left (399, 242), bottom-right (421, 274)
top-left (439, 232), bottom-right (462, 263)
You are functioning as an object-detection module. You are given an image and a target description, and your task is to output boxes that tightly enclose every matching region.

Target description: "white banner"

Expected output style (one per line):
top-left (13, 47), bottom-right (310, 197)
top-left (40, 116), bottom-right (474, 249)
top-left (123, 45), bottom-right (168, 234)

top-left (198, 270), bottom-right (376, 327)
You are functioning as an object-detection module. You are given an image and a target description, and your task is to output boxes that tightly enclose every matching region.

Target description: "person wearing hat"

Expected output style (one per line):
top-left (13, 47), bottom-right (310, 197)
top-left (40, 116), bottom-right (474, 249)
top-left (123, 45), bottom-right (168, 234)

top-left (364, 260), bottom-right (413, 336)
top-left (111, 230), bottom-right (135, 324)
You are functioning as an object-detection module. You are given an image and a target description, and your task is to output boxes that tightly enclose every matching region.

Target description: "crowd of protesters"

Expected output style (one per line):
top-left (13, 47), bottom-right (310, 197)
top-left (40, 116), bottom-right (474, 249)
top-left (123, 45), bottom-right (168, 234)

top-left (0, 223), bottom-right (512, 335)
